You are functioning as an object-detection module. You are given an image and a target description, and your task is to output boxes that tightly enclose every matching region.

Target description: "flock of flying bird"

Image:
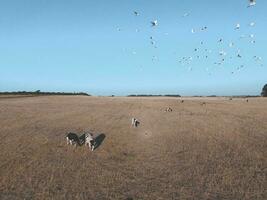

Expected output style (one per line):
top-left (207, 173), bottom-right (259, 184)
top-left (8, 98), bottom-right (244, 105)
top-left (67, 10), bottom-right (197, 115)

top-left (117, 0), bottom-right (263, 75)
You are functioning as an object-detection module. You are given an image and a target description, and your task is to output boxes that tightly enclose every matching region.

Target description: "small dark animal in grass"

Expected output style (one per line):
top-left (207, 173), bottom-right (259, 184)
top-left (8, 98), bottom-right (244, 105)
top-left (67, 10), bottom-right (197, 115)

top-left (229, 98), bottom-right (233, 101)
top-left (246, 99), bottom-right (249, 103)
top-left (66, 132), bottom-right (80, 147)
top-left (181, 100), bottom-right (184, 103)
top-left (201, 102), bottom-right (206, 106)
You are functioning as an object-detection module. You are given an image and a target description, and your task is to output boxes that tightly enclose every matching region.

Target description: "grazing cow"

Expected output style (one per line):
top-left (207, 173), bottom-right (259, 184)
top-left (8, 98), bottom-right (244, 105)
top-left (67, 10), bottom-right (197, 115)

top-left (165, 107), bottom-right (173, 112)
top-left (66, 132), bottom-right (79, 147)
top-left (131, 118), bottom-right (139, 127)
top-left (85, 132), bottom-right (95, 151)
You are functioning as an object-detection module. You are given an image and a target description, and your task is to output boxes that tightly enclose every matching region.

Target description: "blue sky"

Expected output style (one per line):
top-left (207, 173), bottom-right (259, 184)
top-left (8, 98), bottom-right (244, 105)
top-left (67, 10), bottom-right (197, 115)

top-left (0, 0), bottom-right (266, 96)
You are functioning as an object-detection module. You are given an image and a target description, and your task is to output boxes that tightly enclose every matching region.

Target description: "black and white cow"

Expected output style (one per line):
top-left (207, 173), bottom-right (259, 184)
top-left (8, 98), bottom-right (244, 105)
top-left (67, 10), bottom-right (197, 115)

top-left (66, 132), bottom-right (80, 147)
top-left (131, 118), bottom-right (139, 128)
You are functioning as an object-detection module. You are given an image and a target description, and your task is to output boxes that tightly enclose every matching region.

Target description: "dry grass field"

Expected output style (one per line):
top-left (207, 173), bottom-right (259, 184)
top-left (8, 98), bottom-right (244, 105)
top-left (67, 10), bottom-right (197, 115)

top-left (0, 95), bottom-right (266, 199)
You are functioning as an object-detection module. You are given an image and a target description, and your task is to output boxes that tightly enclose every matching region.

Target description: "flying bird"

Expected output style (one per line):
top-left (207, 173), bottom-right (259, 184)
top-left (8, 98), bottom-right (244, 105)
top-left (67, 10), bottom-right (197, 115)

top-left (248, 0), bottom-right (256, 7)
top-left (134, 11), bottom-right (139, 16)
top-left (201, 26), bottom-right (208, 31)
top-left (249, 22), bottom-right (255, 27)
top-left (151, 20), bottom-right (158, 27)
top-left (219, 50), bottom-right (227, 56)
top-left (183, 13), bottom-right (190, 17)
top-left (152, 55), bottom-right (158, 62)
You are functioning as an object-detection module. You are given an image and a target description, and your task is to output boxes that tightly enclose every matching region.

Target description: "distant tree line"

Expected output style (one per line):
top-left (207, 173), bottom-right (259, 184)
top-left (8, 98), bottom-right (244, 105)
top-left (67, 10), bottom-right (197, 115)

top-left (0, 90), bottom-right (90, 96)
top-left (230, 95), bottom-right (260, 98)
top-left (262, 84), bottom-right (267, 97)
top-left (127, 94), bottom-right (181, 97)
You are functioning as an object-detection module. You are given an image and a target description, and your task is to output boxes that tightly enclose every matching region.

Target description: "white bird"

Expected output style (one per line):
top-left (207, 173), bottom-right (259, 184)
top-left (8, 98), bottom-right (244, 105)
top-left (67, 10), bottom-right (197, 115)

top-left (219, 50), bottom-right (227, 56)
top-left (191, 29), bottom-right (195, 33)
top-left (134, 11), bottom-right (139, 16)
top-left (235, 23), bottom-right (241, 30)
top-left (248, 0), bottom-right (256, 7)
top-left (249, 22), bottom-right (255, 27)
top-left (183, 13), bottom-right (190, 17)
top-left (255, 56), bottom-right (262, 62)
top-left (151, 20), bottom-right (158, 27)
top-left (229, 42), bottom-right (234, 47)
top-left (152, 55), bottom-right (158, 61)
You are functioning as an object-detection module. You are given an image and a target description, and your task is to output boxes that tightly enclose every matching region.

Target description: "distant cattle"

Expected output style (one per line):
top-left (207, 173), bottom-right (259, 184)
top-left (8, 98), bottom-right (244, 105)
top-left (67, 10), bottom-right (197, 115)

top-left (165, 107), bottom-right (173, 112)
top-left (66, 132), bottom-right (80, 147)
top-left (131, 118), bottom-right (139, 127)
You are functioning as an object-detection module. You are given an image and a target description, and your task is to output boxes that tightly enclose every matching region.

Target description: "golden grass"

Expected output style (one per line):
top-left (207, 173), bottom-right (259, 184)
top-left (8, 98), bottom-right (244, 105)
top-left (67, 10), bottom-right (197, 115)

top-left (0, 96), bottom-right (266, 199)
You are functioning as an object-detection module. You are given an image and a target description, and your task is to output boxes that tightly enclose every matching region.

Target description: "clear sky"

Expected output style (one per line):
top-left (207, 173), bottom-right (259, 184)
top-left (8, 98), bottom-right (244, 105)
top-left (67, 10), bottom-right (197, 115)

top-left (0, 0), bottom-right (266, 96)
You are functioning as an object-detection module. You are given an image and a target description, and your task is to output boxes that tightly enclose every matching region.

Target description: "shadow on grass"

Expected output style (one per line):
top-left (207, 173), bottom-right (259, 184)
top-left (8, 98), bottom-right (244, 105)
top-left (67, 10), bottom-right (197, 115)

top-left (93, 133), bottom-right (106, 150)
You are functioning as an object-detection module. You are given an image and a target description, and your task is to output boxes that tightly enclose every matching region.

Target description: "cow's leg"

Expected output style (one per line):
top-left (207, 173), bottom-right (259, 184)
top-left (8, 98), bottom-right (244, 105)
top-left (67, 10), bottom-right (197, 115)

top-left (88, 141), bottom-right (91, 149)
top-left (90, 141), bottom-right (95, 151)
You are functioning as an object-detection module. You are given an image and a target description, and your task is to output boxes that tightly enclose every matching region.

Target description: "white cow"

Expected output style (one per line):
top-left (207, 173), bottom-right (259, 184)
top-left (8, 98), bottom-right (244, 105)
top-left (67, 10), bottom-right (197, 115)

top-left (85, 132), bottom-right (95, 151)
